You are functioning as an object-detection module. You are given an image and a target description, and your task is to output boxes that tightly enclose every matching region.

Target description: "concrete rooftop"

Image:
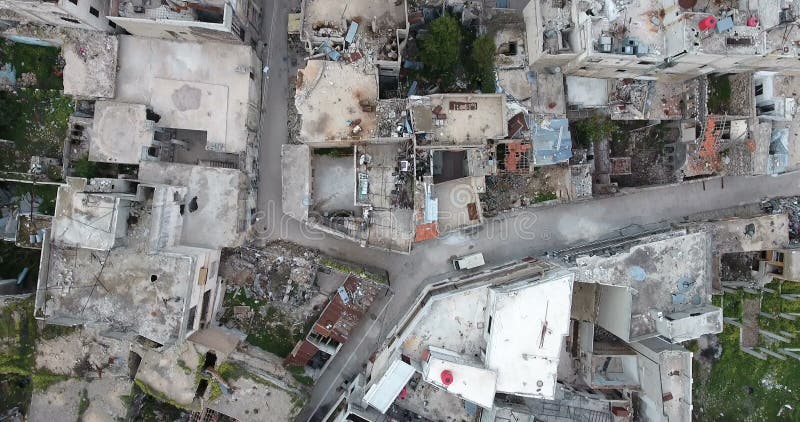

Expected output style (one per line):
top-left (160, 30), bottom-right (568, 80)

top-left (62, 33), bottom-right (118, 99)
top-left (411, 94), bottom-right (508, 145)
top-left (90, 101), bottom-right (154, 164)
top-left (295, 60), bottom-right (379, 143)
top-left (575, 231), bottom-right (715, 340)
top-left (114, 35), bottom-right (256, 154)
top-left (485, 272), bottom-right (574, 400)
top-left (137, 161), bottom-right (246, 249)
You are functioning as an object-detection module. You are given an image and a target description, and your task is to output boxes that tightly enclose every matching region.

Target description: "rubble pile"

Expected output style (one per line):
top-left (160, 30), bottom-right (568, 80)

top-left (219, 243), bottom-right (321, 311)
top-left (762, 197), bottom-right (800, 243)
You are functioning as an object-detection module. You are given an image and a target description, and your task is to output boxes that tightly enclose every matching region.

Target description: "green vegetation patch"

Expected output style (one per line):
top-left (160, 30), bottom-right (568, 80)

top-left (77, 387), bottom-right (89, 419)
top-left (0, 88), bottom-right (73, 173)
top-left (0, 296), bottom-right (36, 414)
top-left (287, 365), bottom-right (314, 386)
top-left (707, 74), bottom-right (732, 114)
top-left (31, 369), bottom-right (70, 391)
top-left (0, 40), bottom-right (63, 90)
top-left (571, 115), bottom-right (618, 148)
top-left (217, 361), bottom-right (248, 382)
top-left (319, 257), bottom-right (388, 284)
top-left (694, 286), bottom-right (800, 421)
top-left (0, 296), bottom-right (36, 376)
top-left (693, 325), bottom-right (800, 421)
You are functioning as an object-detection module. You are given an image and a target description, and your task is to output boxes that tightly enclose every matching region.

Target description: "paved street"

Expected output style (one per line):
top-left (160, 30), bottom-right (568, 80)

top-left (255, 2), bottom-right (800, 420)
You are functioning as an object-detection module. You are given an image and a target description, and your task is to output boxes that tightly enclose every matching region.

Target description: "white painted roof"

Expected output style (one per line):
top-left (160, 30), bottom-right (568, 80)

top-left (422, 347), bottom-right (497, 409)
top-left (364, 359), bottom-right (416, 414)
top-left (485, 272), bottom-right (574, 399)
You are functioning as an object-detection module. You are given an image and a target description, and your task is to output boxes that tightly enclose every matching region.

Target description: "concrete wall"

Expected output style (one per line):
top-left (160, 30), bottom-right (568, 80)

top-left (181, 248), bottom-right (222, 339)
top-left (596, 284), bottom-right (632, 342)
top-left (56, 0), bottom-right (113, 31)
top-left (109, 5), bottom-right (241, 44)
top-left (0, 0), bottom-right (102, 30)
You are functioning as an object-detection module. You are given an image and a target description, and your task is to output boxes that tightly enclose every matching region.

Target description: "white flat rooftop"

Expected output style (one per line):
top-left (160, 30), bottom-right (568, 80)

top-left (114, 35), bottom-right (254, 154)
top-left (485, 272), bottom-right (574, 399)
top-left (423, 347), bottom-right (497, 409)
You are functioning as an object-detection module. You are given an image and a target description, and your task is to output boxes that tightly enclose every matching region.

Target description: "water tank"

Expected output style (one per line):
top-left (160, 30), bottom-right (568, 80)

top-left (699, 16), bottom-right (717, 31)
top-left (441, 370), bottom-right (454, 386)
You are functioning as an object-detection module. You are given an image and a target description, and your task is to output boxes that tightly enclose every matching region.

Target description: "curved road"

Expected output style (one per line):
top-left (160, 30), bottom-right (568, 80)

top-left (255, 1), bottom-right (800, 419)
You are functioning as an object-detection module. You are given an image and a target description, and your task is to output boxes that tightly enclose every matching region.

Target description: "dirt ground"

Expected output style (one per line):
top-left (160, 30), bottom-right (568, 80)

top-left (610, 124), bottom-right (681, 187)
top-left (217, 242), bottom-right (325, 358)
top-left (480, 164), bottom-right (570, 216)
top-left (720, 252), bottom-right (760, 283)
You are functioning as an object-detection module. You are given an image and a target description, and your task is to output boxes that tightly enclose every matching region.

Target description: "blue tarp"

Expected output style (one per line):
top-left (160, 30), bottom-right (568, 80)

top-left (532, 118), bottom-right (572, 165)
top-left (345, 21), bottom-right (359, 44)
top-left (318, 40), bottom-right (341, 61)
top-left (0, 63), bottom-right (16, 87)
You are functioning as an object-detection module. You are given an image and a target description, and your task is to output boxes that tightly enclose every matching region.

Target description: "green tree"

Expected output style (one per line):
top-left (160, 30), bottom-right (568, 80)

top-left (469, 34), bottom-right (496, 93)
top-left (572, 116), bottom-right (617, 148)
top-left (73, 155), bottom-right (98, 179)
top-left (419, 15), bottom-right (462, 86)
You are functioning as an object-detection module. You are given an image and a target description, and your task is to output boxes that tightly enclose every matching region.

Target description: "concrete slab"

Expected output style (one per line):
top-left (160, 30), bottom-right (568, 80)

top-left (566, 76), bottom-right (608, 107)
top-left (433, 177), bottom-right (484, 234)
top-left (282, 144), bottom-right (312, 221)
top-left (62, 34), bottom-right (118, 99)
top-left (138, 161), bottom-right (246, 249)
top-left (311, 153), bottom-right (357, 213)
top-left (295, 61), bottom-right (379, 143)
top-left (90, 101), bottom-right (154, 164)
top-left (411, 94), bottom-right (508, 145)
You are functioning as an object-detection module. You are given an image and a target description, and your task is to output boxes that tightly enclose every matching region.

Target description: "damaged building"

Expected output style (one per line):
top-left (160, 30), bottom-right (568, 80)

top-left (321, 250), bottom-right (710, 422)
top-left (299, 0), bottom-right (409, 84)
top-left (0, 0), bottom-right (260, 44)
top-left (284, 274), bottom-right (385, 377)
top-left (524, 0), bottom-right (800, 80)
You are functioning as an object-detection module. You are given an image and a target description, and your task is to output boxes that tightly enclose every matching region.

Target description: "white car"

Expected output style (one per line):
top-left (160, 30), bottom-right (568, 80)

top-left (453, 253), bottom-right (485, 270)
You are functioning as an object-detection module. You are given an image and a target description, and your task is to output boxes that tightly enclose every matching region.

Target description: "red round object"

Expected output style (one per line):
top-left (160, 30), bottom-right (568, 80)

top-left (398, 387), bottom-right (407, 399)
top-left (747, 16), bottom-right (759, 27)
top-left (698, 16), bottom-right (717, 31)
top-left (441, 370), bottom-right (454, 386)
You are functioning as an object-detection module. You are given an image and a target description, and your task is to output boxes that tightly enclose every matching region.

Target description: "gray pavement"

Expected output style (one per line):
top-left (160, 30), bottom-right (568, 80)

top-left (254, 2), bottom-right (800, 420)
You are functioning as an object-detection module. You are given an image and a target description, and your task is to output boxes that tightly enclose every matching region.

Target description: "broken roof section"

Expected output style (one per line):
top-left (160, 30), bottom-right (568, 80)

top-left (573, 231), bottom-right (722, 343)
top-left (114, 35), bottom-right (258, 155)
top-left (89, 101), bottom-right (155, 164)
top-left (286, 274), bottom-right (384, 366)
top-left (295, 60), bottom-right (379, 143)
top-left (485, 8), bottom-right (530, 101)
top-left (411, 94), bottom-right (508, 146)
